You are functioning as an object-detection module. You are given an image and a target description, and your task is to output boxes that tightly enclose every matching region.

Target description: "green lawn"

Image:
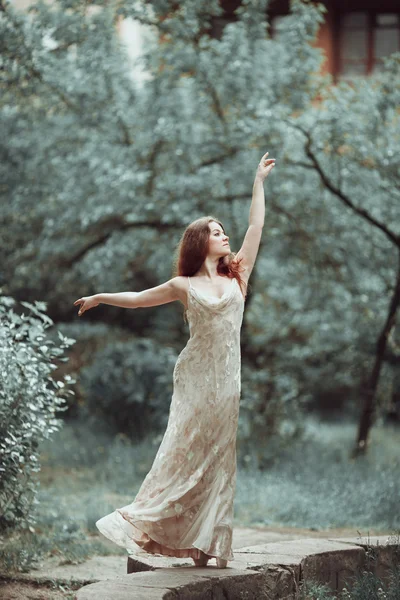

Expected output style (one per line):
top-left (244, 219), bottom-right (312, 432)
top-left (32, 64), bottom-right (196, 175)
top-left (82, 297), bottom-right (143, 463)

top-left (2, 415), bottom-right (399, 574)
top-left (235, 417), bottom-right (400, 531)
top-left (36, 415), bottom-right (400, 535)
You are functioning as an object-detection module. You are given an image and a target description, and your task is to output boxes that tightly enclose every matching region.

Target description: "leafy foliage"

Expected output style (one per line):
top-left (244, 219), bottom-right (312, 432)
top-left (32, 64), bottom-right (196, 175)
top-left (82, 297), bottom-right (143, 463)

top-left (1, 0), bottom-right (400, 453)
top-left (79, 337), bottom-right (178, 437)
top-left (0, 297), bottom-right (75, 532)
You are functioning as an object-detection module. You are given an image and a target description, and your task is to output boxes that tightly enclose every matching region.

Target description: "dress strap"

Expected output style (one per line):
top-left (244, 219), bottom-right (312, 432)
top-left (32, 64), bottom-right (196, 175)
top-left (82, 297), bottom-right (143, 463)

top-left (187, 276), bottom-right (193, 289)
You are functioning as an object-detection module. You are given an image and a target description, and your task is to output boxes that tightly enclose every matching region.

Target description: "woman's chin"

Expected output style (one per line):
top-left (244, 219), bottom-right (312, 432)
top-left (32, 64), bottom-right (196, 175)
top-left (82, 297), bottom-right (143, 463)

top-left (220, 253), bottom-right (231, 265)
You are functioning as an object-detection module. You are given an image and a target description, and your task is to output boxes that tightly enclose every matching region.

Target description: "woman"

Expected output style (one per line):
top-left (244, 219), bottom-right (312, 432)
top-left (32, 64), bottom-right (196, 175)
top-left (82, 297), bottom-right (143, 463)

top-left (74, 151), bottom-right (275, 568)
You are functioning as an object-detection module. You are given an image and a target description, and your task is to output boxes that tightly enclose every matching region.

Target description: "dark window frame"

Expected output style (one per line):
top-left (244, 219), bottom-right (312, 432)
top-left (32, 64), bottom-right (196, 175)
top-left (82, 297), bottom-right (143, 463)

top-left (338, 10), bottom-right (400, 78)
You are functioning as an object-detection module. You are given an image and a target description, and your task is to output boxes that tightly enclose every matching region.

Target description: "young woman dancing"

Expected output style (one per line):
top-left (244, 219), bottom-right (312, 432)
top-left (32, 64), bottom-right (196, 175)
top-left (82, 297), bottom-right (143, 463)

top-left (74, 151), bottom-right (275, 568)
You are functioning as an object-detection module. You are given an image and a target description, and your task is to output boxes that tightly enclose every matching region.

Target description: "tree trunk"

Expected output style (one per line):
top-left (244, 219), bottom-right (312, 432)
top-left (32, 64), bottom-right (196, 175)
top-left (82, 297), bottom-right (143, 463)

top-left (352, 253), bottom-right (400, 458)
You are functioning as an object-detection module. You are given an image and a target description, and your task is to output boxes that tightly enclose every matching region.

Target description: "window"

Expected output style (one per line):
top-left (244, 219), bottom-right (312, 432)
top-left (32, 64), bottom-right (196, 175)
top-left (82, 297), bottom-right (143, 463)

top-left (340, 11), bottom-right (400, 77)
top-left (373, 13), bottom-right (400, 72)
top-left (340, 12), bottom-right (369, 76)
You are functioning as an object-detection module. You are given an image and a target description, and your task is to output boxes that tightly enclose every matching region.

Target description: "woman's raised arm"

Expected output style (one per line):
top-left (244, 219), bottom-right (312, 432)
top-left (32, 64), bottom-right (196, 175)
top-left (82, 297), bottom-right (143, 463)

top-left (234, 151), bottom-right (275, 280)
top-left (74, 278), bottom-right (183, 316)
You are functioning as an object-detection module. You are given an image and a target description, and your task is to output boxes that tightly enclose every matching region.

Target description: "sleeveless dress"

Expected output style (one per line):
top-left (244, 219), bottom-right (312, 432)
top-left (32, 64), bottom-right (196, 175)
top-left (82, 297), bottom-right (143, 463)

top-left (95, 275), bottom-right (245, 562)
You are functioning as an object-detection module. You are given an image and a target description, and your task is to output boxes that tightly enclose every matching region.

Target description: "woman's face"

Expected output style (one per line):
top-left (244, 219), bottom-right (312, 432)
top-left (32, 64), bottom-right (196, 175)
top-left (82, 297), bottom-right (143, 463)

top-left (208, 221), bottom-right (230, 257)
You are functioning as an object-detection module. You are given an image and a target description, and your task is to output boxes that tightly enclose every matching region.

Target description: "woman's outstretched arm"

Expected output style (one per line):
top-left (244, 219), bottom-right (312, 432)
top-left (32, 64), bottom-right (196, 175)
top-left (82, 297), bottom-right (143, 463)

top-left (234, 151), bottom-right (276, 280)
top-left (74, 278), bottom-right (183, 316)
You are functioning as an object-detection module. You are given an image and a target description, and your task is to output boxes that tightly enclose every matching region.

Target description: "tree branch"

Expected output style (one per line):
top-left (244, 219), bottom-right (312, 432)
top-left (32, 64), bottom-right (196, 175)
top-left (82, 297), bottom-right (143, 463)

top-left (60, 216), bottom-right (184, 268)
top-left (288, 121), bottom-right (400, 247)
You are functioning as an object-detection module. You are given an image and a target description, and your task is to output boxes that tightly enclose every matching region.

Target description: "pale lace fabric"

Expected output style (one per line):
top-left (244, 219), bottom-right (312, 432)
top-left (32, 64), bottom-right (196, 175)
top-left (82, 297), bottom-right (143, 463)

top-left (96, 276), bottom-right (245, 562)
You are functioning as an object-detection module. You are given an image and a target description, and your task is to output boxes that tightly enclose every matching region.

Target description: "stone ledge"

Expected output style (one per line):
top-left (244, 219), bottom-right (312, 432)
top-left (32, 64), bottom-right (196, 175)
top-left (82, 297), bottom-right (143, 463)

top-left (76, 568), bottom-right (265, 600)
top-left (75, 534), bottom-right (398, 599)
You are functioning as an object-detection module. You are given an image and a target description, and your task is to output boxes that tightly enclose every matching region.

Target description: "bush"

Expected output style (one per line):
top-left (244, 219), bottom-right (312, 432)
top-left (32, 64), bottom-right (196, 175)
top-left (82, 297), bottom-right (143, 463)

top-left (79, 338), bottom-right (177, 438)
top-left (237, 362), bottom-right (306, 469)
top-left (0, 296), bottom-right (75, 532)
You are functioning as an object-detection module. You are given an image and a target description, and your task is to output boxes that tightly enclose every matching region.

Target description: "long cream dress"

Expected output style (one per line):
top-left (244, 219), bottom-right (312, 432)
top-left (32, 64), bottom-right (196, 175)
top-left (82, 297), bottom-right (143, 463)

top-left (96, 275), bottom-right (245, 562)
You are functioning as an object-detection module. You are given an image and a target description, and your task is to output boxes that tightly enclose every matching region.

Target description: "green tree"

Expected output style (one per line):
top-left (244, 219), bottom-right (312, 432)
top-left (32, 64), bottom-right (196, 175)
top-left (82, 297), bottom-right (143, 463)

top-left (2, 0), bottom-right (399, 462)
top-left (286, 53), bottom-right (400, 455)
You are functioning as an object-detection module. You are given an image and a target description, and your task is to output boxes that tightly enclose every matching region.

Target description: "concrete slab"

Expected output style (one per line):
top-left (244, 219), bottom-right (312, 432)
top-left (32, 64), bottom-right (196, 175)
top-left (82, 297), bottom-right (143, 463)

top-left (328, 534), bottom-right (400, 583)
top-left (233, 538), bottom-right (366, 598)
top-left (6, 527), bottom-right (397, 600)
top-left (76, 567), bottom-right (265, 600)
top-left (328, 534), bottom-right (398, 547)
top-left (77, 537), bottom-right (378, 599)
top-left (235, 537), bottom-right (363, 557)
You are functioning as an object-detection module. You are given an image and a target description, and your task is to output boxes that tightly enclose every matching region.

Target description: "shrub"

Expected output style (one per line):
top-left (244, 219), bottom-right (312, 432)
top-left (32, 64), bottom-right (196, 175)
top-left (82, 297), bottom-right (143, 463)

top-left (79, 338), bottom-right (177, 438)
top-left (0, 296), bottom-right (75, 532)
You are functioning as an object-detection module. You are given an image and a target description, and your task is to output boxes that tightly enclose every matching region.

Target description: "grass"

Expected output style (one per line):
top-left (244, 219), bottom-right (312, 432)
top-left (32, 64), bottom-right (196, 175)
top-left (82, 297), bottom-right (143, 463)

top-left (298, 558), bottom-right (400, 599)
top-left (0, 415), bottom-right (399, 579)
top-left (235, 416), bottom-right (400, 531)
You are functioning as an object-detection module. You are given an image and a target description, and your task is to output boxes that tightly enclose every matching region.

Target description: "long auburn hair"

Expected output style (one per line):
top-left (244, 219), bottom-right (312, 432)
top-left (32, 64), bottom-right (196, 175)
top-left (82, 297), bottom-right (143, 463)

top-left (172, 216), bottom-right (248, 321)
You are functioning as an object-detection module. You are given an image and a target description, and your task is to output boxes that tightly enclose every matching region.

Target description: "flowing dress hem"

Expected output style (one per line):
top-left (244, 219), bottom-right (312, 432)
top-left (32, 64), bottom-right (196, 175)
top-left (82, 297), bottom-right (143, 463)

top-left (96, 510), bottom-right (234, 562)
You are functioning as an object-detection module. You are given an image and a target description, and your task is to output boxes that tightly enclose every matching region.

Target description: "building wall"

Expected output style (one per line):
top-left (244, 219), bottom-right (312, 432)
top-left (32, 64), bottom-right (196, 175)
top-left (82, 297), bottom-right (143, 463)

top-left (10, 0), bottom-right (400, 82)
top-left (315, 8), bottom-right (336, 76)
top-left (268, 0), bottom-right (400, 80)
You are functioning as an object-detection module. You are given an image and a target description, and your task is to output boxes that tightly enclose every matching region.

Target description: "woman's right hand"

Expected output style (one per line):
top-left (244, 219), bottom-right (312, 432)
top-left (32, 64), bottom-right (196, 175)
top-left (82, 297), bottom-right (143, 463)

top-left (255, 151), bottom-right (276, 182)
top-left (73, 295), bottom-right (100, 316)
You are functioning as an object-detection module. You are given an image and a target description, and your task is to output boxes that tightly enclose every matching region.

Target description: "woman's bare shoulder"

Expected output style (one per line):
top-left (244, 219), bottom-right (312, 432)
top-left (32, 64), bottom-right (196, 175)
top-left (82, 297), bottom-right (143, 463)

top-left (170, 275), bottom-right (189, 291)
top-left (170, 276), bottom-right (189, 307)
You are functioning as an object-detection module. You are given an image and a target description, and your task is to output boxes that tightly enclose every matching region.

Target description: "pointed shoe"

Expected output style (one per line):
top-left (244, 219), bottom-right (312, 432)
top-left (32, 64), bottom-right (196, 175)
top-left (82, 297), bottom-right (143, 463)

top-left (216, 557), bottom-right (228, 568)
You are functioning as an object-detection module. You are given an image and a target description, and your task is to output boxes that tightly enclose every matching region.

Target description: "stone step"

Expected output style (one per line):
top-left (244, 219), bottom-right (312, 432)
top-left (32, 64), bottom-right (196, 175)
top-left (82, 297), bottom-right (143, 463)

top-left (75, 534), bottom-right (399, 599)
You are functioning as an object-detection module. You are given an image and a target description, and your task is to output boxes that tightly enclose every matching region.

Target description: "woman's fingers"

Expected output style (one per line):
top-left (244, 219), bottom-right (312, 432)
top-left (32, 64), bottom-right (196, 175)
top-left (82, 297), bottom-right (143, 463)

top-left (73, 298), bottom-right (85, 315)
top-left (262, 151), bottom-right (276, 159)
top-left (256, 152), bottom-right (276, 181)
top-left (260, 152), bottom-right (276, 166)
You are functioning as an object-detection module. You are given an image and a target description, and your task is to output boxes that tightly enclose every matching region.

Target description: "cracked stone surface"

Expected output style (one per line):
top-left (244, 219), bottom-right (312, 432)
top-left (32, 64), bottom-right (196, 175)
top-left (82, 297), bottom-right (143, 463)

top-left (74, 534), bottom-right (396, 600)
top-left (229, 538), bottom-right (366, 599)
top-left (8, 525), bottom-right (331, 585)
top-left (76, 568), bottom-right (266, 600)
top-left (327, 535), bottom-right (400, 584)
top-left (5, 528), bottom-right (396, 600)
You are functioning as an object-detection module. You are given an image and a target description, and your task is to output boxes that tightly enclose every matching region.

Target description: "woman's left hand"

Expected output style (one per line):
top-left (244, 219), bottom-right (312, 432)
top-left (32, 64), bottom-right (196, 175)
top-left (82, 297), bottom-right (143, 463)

top-left (256, 151), bottom-right (276, 181)
top-left (73, 295), bottom-right (100, 316)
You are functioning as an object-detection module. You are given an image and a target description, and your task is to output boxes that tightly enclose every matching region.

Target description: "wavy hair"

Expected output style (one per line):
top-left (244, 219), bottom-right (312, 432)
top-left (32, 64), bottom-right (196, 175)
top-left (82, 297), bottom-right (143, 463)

top-left (172, 216), bottom-right (248, 321)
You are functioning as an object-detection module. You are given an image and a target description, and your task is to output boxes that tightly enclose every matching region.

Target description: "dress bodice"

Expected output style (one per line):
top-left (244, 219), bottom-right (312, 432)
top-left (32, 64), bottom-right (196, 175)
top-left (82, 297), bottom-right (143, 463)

top-left (185, 276), bottom-right (245, 341)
